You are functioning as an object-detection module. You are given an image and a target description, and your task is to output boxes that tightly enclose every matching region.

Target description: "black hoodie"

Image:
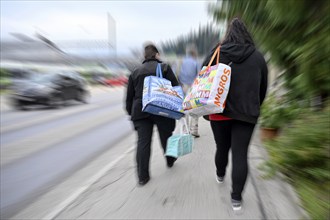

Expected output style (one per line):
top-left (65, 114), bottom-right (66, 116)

top-left (202, 43), bottom-right (268, 124)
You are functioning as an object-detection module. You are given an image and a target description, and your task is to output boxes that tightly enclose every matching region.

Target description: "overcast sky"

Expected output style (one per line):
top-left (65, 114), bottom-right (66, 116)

top-left (1, 0), bottom-right (216, 55)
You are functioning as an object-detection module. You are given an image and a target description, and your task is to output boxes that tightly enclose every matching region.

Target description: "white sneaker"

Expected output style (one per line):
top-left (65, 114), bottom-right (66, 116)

top-left (231, 199), bottom-right (242, 211)
top-left (190, 131), bottom-right (200, 138)
top-left (216, 175), bottom-right (224, 183)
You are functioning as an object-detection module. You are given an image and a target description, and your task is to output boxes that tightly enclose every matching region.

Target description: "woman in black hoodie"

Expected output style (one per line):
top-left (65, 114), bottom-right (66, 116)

top-left (126, 44), bottom-right (178, 186)
top-left (202, 18), bottom-right (268, 211)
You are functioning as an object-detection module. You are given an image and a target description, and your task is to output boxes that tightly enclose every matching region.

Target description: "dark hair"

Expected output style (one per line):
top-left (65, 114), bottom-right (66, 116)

top-left (222, 18), bottom-right (255, 45)
top-left (144, 44), bottom-right (159, 59)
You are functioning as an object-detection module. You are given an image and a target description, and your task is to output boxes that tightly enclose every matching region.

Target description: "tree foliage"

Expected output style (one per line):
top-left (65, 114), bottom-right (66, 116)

top-left (209, 0), bottom-right (330, 100)
top-left (161, 23), bottom-right (220, 56)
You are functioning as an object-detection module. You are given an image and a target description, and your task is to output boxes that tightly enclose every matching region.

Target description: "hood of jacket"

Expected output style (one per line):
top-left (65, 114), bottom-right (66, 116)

top-left (221, 43), bottom-right (255, 64)
top-left (142, 58), bottom-right (162, 64)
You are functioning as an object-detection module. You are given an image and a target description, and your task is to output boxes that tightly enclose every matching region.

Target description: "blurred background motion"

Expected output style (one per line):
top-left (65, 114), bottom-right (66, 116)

top-left (0, 0), bottom-right (329, 219)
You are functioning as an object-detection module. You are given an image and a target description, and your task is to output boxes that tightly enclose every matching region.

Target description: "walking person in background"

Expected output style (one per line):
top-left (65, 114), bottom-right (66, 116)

top-left (179, 44), bottom-right (201, 137)
top-left (202, 18), bottom-right (268, 211)
top-left (125, 43), bottom-right (178, 186)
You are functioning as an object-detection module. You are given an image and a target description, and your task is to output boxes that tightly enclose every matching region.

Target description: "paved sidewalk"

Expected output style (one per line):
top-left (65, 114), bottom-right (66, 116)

top-left (53, 119), bottom-right (308, 220)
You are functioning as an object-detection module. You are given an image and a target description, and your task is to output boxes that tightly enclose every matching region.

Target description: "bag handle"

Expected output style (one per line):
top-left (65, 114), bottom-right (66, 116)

top-left (156, 63), bottom-right (163, 78)
top-left (200, 45), bottom-right (221, 76)
top-left (207, 45), bottom-right (220, 67)
top-left (180, 118), bottom-right (190, 135)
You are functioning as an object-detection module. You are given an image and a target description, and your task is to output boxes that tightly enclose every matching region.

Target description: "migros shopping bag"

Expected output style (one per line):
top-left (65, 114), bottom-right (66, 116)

top-left (182, 46), bottom-right (231, 116)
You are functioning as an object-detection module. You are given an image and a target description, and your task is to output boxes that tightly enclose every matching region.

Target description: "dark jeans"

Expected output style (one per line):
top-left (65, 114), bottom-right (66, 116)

top-left (133, 115), bottom-right (176, 180)
top-left (210, 120), bottom-right (255, 201)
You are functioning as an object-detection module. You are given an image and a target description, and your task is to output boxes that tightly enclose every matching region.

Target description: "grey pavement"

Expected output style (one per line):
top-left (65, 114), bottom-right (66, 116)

top-left (53, 119), bottom-right (309, 220)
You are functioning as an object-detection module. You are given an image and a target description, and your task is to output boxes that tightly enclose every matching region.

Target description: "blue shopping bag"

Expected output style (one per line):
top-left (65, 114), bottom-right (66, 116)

top-left (142, 64), bottom-right (185, 120)
top-left (165, 118), bottom-right (194, 158)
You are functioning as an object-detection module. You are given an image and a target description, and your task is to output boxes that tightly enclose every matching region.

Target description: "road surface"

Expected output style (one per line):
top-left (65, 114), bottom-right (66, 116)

top-left (0, 86), bottom-right (133, 218)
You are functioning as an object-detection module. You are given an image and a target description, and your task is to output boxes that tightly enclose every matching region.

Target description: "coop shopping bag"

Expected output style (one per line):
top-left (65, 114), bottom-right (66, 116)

top-left (183, 46), bottom-right (231, 116)
top-left (142, 64), bottom-right (185, 120)
top-left (165, 118), bottom-right (194, 158)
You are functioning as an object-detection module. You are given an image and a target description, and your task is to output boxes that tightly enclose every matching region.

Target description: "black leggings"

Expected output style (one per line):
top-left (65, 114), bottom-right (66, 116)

top-left (210, 120), bottom-right (255, 201)
top-left (133, 115), bottom-right (176, 180)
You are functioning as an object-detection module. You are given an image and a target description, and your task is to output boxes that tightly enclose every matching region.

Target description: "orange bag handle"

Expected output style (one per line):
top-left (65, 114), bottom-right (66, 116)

top-left (200, 45), bottom-right (220, 75)
top-left (207, 45), bottom-right (220, 67)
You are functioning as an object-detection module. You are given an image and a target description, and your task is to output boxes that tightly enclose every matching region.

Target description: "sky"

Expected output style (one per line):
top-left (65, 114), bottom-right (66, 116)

top-left (1, 0), bottom-right (217, 56)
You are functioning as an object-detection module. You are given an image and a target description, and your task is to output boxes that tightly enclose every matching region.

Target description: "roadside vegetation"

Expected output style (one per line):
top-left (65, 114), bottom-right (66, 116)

top-left (0, 68), bottom-right (11, 93)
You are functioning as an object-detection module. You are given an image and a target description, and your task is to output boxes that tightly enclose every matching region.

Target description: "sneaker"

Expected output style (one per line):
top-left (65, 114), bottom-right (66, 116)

top-left (138, 177), bottom-right (150, 186)
top-left (190, 132), bottom-right (200, 138)
top-left (166, 156), bottom-right (177, 168)
top-left (231, 199), bottom-right (242, 211)
top-left (216, 175), bottom-right (224, 183)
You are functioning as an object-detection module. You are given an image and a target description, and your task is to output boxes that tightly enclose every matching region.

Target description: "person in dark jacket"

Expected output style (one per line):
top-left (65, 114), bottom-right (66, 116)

top-left (202, 18), bottom-right (268, 211)
top-left (125, 44), bottom-right (178, 186)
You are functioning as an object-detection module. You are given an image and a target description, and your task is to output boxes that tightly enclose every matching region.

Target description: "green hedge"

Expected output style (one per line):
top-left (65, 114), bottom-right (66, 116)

top-left (263, 102), bottom-right (330, 219)
top-left (0, 77), bottom-right (11, 90)
top-left (259, 94), bottom-right (301, 129)
top-left (0, 68), bottom-right (11, 78)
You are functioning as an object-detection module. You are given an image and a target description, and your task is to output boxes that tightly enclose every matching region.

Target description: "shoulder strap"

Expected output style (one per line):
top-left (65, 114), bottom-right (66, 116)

top-left (161, 63), bottom-right (168, 76)
top-left (156, 63), bottom-right (163, 78)
top-left (164, 63), bottom-right (168, 73)
top-left (163, 63), bottom-right (168, 73)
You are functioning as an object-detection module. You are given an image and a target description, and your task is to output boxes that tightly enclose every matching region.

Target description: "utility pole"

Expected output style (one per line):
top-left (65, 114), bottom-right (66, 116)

top-left (107, 13), bottom-right (116, 57)
top-left (35, 33), bottom-right (63, 53)
top-left (35, 33), bottom-right (73, 66)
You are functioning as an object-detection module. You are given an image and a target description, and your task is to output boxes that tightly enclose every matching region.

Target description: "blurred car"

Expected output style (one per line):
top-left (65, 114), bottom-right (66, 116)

top-left (92, 73), bottom-right (107, 85)
top-left (9, 69), bottom-right (36, 79)
top-left (10, 71), bottom-right (90, 110)
top-left (9, 69), bottom-right (37, 86)
top-left (104, 76), bottom-right (128, 87)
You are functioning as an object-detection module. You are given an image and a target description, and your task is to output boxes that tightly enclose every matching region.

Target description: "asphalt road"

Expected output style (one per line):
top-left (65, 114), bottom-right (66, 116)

top-left (0, 86), bottom-right (133, 218)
